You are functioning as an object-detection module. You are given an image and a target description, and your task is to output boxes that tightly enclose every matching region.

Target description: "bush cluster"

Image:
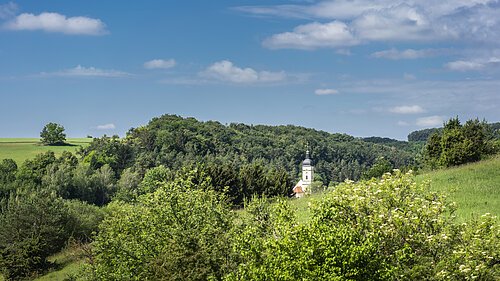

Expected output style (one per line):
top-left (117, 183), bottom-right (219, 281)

top-left (424, 118), bottom-right (497, 168)
top-left (86, 171), bottom-right (499, 280)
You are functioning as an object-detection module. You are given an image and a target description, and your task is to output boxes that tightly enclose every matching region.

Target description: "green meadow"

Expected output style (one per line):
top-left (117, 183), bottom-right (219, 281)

top-left (289, 156), bottom-right (500, 224)
top-left (416, 155), bottom-right (500, 221)
top-left (0, 138), bottom-right (91, 164)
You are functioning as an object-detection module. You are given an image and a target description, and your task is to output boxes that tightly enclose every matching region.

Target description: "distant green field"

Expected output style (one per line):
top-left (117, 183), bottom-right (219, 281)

top-left (0, 138), bottom-right (92, 164)
top-left (416, 155), bottom-right (500, 221)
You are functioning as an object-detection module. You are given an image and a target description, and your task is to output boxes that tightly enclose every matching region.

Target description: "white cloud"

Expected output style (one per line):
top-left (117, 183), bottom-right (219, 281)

top-left (352, 4), bottom-right (434, 42)
top-left (263, 21), bottom-right (359, 49)
top-left (416, 116), bottom-right (444, 127)
top-left (201, 60), bottom-right (286, 83)
top-left (144, 59), bottom-right (176, 69)
top-left (235, 1), bottom-right (388, 20)
top-left (371, 48), bottom-right (443, 60)
top-left (332, 78), bottom-right (500, 119)
top-left (445, 56), bottom-right (500, 71)
top-left (42, 65), bottom-right (131, 78)
top-left (389, 105), bottom-right (425, 114)
top-left (315, 88), bottom-right (339, 95)
top-left (96, 123), bottom-right (116, 130)
top-left (0, 2), bottom-right (17, 19)
top-left (251, 1), bottom-right (500, 50)
top-left (445, 60), bottom-right (485, 71)
top-left (5, 12), bottom-right (107, 35)
top-left (237, 0), bottom-right (495, 21)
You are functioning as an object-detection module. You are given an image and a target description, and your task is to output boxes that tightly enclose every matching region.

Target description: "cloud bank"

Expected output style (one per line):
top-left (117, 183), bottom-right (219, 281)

top-left (5, 12), bottom-right (107, 35)
top-left (239, 1), bottom-right (500, 50)
top-left (201, 60), bottom-right (286, 83)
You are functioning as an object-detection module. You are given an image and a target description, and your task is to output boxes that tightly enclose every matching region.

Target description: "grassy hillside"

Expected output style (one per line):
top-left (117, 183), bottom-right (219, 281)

top-left (290, 156), bottom-right (500, 223)
top-left (416, 155), bottom-right (500, 221)
top-left (0, 138), bottom-right (91, 164)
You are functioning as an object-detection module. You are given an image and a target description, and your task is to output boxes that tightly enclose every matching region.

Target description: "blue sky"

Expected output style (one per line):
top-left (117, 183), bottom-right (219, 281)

top-left (1, 0), bottom-right (499, 140)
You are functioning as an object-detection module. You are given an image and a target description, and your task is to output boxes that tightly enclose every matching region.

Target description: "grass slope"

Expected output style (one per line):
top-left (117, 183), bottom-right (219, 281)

top-left (290, 156), bottom-right (500, 223)
top-left (0, 246), bottom-right (86, 281)
top-left (33, 246), bottom-right (86, 281)
top-left (416, 155), bottom-right (500, 221)
top-left (0, 138), bottom-right (91, 164)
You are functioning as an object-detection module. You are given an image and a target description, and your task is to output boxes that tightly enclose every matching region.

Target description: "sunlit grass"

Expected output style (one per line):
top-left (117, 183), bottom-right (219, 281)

top-left (416, 155), bottom-right (500, 221)
top-left (288, 156), bottom-right (500, 224)
top-left (0, 138), bottom-right (91, 164)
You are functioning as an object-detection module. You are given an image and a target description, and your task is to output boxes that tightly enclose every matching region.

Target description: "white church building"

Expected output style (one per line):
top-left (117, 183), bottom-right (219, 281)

top-left (293, 150), bottom-right (314, 198)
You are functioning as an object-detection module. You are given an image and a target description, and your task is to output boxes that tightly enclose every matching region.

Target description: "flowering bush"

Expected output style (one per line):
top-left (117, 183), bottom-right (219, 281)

top-left (228, 171), bottom-right (499, 280)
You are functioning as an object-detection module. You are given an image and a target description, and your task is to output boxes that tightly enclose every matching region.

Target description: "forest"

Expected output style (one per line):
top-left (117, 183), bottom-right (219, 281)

top-left (0, 115), bottom-right (499, 280)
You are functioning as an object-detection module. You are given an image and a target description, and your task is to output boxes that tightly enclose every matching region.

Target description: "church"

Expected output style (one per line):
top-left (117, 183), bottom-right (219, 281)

top-left (293, 150), bottom-right (314, 198)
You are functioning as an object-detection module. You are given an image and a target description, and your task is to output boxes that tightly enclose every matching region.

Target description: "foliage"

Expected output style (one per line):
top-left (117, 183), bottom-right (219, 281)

top-left (0, 159), bottom-right (17, 200)
top-left (361, 157), bottom-right (393, 180)
top-left (408, 128), bottom-right (441, 142)
top-left (0, 190), bottom-right (72, 280)
top-left (89, 169), bottom-right (235, 281)
top-left (40, 123), bottom-right (66, 146)
top-left (65, 200), bottom-right (105, 242)
top-left (113, 168), bottom-right (142, 202)
top-left (78, 135), bottom-right (133, 176)
top-left (227, 171), bottom-right (499, 280)
top-left (117, 114), bottom-right (416, 185)
top-left (424, 117), bottom-right (496, 168)
top-left (408, 121), bottom-right (500, 142)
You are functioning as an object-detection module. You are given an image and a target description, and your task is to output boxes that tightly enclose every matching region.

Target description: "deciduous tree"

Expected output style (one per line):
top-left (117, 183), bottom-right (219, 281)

top-left (40, 122), bottom-right (66, 145)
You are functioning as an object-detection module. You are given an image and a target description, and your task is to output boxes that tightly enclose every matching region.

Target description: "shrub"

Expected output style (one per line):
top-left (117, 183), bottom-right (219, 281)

top-left (0, 190), bottom-right (71, 280)
top-left (89, 170), bottom-right (234, 280)
top-left (227, 171), bottom-right (499, 280)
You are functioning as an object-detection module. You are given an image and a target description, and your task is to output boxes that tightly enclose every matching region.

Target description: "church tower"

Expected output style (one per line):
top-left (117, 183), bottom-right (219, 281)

top-left (293, 150), bottom-right (314, 198)
top-left (302, 150), bottom-right (313, 186)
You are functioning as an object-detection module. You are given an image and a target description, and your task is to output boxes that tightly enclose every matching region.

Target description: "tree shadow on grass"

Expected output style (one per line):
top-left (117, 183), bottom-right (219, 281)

top-left (39, 142), bottom-right (78, 147)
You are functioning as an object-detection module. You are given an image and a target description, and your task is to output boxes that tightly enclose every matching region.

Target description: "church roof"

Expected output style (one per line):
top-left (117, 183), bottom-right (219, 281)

top-left (302, 150), bottom-right (312, 166)
top-left (293, 185), bottom-right (303, 193)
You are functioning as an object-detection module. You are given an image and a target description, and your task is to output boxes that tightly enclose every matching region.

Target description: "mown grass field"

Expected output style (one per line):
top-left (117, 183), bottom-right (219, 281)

top-left (0, 138), bottom-right (92, 164)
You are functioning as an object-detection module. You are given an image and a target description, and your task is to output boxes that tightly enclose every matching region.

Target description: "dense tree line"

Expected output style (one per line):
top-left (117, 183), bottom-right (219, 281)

top-left (424, 118), bottom-right (498, 168)
top-left (408, 121), bottom-right (500, 142)
top-left (110, 114), bottom-right (415, 183)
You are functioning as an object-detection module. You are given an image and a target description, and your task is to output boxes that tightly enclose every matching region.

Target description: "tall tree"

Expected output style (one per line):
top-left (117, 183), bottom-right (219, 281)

top-left (40, 122), bottom-right (66, 145)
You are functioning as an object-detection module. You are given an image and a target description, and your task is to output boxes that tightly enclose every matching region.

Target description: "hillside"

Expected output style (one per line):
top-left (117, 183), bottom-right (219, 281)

top-left (0, 138), bottom-right (91, 164)
top-left (407, 121), bottom-right (500, 142)
top-left (416, 155), bottom-right (500, 221)
top-left (289, 156), bottom-right (500, 223)
top-left (122, 114), bottom-right (417, 185)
